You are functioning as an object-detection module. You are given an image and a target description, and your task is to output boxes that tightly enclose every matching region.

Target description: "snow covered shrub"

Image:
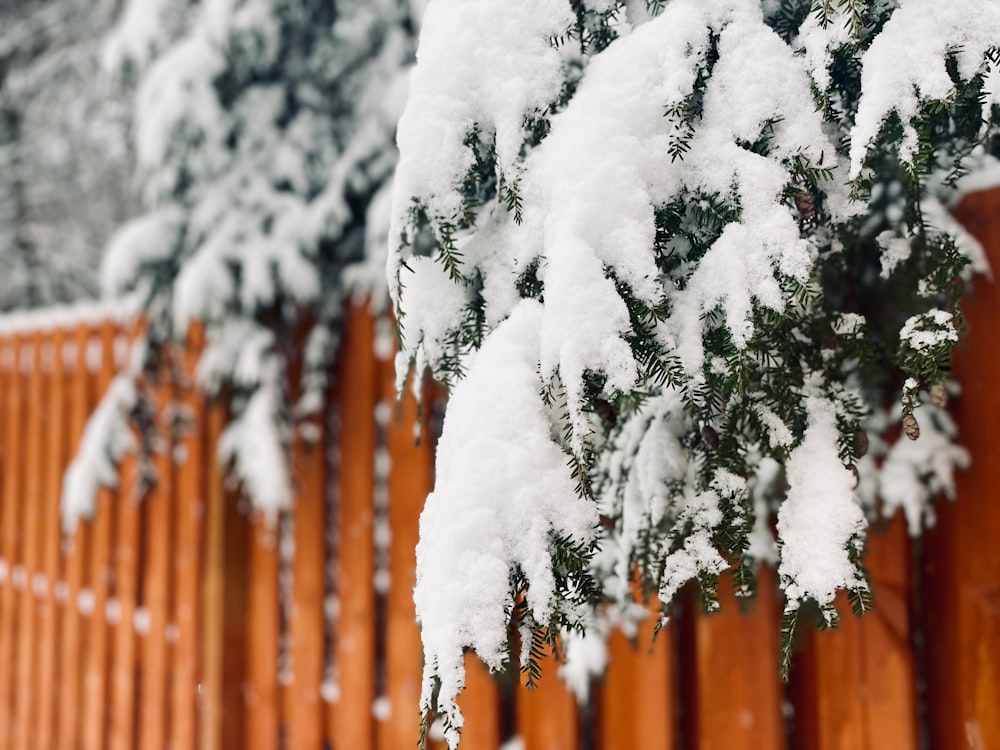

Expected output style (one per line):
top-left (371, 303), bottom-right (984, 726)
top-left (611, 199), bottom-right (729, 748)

top-left (63, 0), bottom-right (415, 525)
top-left (388, 0), bottom-right (1000, 744)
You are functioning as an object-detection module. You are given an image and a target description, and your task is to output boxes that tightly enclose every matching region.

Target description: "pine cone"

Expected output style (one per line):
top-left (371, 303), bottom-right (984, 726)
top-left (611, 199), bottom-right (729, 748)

top-left (855, 429), bottom-right (869, 458)
top-left (902, 413), bottom-right (920, 441)
top-left (930, 383), bottom-right (948, 410)
top-left (701, 424), bottom-right (719, 451)
top-left (794, 189), bottom-right (816, 221)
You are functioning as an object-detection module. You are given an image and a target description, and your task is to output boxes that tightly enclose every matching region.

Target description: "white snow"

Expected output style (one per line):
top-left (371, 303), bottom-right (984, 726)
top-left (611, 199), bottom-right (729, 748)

top-left (777, 394), bottom-right (867, 613)
top-left (413, 300), bottom-right (596, 745)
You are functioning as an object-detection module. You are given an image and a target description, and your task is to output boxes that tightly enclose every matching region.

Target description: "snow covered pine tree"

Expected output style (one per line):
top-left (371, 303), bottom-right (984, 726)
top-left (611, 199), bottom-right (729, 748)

top-left (62, 0), bottom-right (415, 525)
top-left (388, 1), bottom-right (1000, 745)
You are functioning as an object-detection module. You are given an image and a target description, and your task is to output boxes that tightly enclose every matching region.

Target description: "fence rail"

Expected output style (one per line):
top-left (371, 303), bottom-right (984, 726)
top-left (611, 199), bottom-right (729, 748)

top-left (0, 190), bottom-right (998, 750)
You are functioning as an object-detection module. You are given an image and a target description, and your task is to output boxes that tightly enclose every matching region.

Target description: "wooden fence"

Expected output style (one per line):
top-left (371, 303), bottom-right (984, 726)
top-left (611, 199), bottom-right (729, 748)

top-left (0, 190), bottom-right (998, 750)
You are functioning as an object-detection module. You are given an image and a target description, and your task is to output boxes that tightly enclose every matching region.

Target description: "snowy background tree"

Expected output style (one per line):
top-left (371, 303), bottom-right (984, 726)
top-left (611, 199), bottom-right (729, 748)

top-left (0, 0), bottom-right (134, 310)
top-left (388, 1), bottom-right (1000, 744)
top-left (63, 0), bottom-right (417, 524)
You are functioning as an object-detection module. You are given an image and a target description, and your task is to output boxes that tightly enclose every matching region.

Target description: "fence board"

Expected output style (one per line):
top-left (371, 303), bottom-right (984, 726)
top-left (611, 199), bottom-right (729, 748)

top-left (791, 514), bottom-right (918, 750)
top-left (33, 328), bottom-right (68, 750)
top-left (380, 357), bottom-right (432, 750)
top-left (601, 606), bottom-right (675, 750)
top-left (0, 333), bottom-right (24, 750)
top-left (170, 328), bottom-right (206, 750)
top-left (288, 429), bottom-right (328, 748)
top-left (517, 643), bottom-right (579, 750)
top-left (199, 400), bottom-right (228, 750)
top-left (80, 322), bottom-right (119, 750)
top-left (692, 568), bottom-right (782, 750)
top-left (332, 303), bottom-right (379, 750)
top-left (923, 189), bottom-right (1000, 750)
top-left (13, 333), bottom-right (43, 750)
top-left (55, 323), bottom-right (94, 750)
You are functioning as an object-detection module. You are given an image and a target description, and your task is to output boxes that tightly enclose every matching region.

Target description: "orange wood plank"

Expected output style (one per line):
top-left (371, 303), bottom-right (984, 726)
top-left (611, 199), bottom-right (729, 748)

top-left (922, 188), bottom-right (1000, 750)
top-left (33, 328), bottom-right (69, 750)
top-left (458, 655), bottom-right (501, 750)
top-left (379, 359), bottom-right (433, 750)
top-left (12, 333), bottom-right (44, 750)
top-left (287, 426), bottom-right (327, 748)
top-left (107, 324), bottom-right (143, 750)
top-left (602, 605), bottom-right (675, 750)
top-left (55, 323), bottom-right (95, 750)
top-left (80, 322), bottom-right (120, 750)
top-left (108, 445), bottom-right (141, 750)
top-left (0, 333), bottom-right (24, 750)
top-left (791, 515), bottom-right (918, 750)
top-left (516, 640), bottom-right (579, 750)
top-left (169, 330), bottom-right (205, 750)
top-left (221, 471), bottom-right (250, 748)
top-left (692, 568), bottom-right (782, 750)
top-left (332, 303), bottom-right (380, 750)
top-left (199, 399), bottom-right (228, 750)
top-left (138, 374), bottom-right (175, 750)
top-left (246, 517), bottom-right (280, 750)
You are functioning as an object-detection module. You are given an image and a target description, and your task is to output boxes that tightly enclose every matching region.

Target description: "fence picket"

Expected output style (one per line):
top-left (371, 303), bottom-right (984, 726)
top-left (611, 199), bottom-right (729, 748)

top-left (79, 322), bottom-right (119, 750)
top-left (332, 303), bottom-right (379, 750)
top-left (692, 569), bottom-right (782, 750)
top-left (516, 643), bottom-right (579, 750)
top-left (923, 189), bottom-right (1000, 750)
top-left (791, 515), bottom-right (918, 750)
top-left (602, 606), bottom-right (675, 750)
top-left (170, 327), bottom-right (206, 750)
top-left (55, 323), bottom-right (94, 750)
top-left (0, 333), bottom-right (24, 750)
top-left (33, 327), bottom-right (69, 750)
top-left (13, 333), bottom-right (44, 750)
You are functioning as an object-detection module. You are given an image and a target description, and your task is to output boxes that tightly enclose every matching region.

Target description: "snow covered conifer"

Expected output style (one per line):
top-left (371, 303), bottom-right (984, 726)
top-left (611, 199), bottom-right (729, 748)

top-left (62, 0), bottom-right (415, 524)
top-left (388, 1), bottom-right (1000, 744)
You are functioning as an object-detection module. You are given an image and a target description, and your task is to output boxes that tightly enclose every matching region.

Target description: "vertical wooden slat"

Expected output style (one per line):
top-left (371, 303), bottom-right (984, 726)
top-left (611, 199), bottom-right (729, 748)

top-left (692, 568), bottom-right (782, 750)
top-left (108, 446), bottom-right (140, 750)
top-left (791, 515), bottom-right (918, 750)
top-left (601, 605), bottom-right (675, 750)
top-left (246, 516), bottom-right (280, 750)
top-left (56, 323), bottom-right (94, 750)
top-left (222, 476), bottom-right (250, 747)
top-left (199, 399), bottom-right (228, 750)
top-left (169, 327), bottom-right (206, 750)
top-left (379, 357), bottom-right (432, 750)
top-left (80, 321), bottom-right (119, 750)
top-left (13, 333), bottom-right (44, 750)
top-left (459, 656), bottom-right (501, 750)
top-left (139, 373), bottom-right (175, 750)
top-left (33, 327), bottom-right (69, 750)
top-left (516, 643), bottom-right (579, 750)
top-left (923, 188), bottom-right (1000, 750)
top-left (106, 445), bottom-right (140, 750)
top-left (332, 302), bottom-right (380, 750)
top-left (287, 419), bottom-right (328, 747)
top-left (0, 333), bottom-right (23, 750)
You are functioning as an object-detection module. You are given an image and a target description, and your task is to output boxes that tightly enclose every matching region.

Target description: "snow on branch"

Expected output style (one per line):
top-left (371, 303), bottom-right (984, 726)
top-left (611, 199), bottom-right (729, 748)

top-left (391, 0), bottom-right (1000, 741)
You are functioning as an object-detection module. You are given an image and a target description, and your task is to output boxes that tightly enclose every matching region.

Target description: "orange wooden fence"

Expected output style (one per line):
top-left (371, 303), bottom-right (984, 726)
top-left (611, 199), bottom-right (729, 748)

top-left (0, 190), bottom-right (997, 750)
